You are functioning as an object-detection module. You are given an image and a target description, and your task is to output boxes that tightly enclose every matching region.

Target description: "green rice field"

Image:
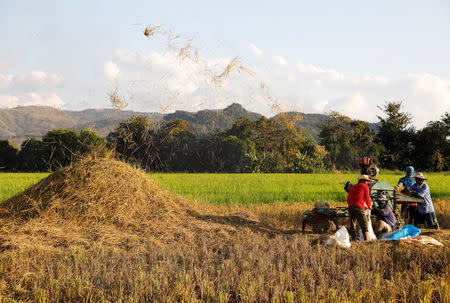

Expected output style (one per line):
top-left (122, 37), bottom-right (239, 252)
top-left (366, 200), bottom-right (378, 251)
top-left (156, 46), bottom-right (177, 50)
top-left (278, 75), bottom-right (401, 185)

top-left (150, 172), bottom-right (450, 205)
top-left (1, 172), bottom-right (449, 205)
top-left (0, 173), bottom-right (49, 203)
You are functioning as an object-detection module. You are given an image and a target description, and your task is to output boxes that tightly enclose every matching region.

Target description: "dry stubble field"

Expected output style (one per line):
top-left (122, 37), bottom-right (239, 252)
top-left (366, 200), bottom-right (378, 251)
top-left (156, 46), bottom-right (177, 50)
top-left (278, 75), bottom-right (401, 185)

top-left (0, 157), bottom-right (448, 302)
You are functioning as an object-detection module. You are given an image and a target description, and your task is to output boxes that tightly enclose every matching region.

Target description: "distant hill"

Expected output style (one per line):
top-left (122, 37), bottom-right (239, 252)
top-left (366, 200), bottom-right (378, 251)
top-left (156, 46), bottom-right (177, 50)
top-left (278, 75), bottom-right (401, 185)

top-left (0, 106), bottom-right (162, 146)
top-left (0, 103), bottom-right (378, 147)
top-left (163, 103), bottom-right (262, 135)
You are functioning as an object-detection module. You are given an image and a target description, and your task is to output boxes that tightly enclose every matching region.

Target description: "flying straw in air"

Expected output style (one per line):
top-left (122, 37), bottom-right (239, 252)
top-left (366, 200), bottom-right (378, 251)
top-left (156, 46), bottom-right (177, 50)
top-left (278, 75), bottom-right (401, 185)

top-left (109, 87), bottom-right (128, 111)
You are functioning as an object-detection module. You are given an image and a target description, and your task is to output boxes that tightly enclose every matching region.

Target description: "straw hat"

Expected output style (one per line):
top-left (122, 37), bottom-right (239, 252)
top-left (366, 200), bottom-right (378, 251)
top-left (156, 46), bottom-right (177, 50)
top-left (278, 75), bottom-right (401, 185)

top-left (377, 193), bottom-right (388, 201)
top-left (414, 172), bottom-right (428, 180)
top-left (358, 175), bottom-right (372, 182)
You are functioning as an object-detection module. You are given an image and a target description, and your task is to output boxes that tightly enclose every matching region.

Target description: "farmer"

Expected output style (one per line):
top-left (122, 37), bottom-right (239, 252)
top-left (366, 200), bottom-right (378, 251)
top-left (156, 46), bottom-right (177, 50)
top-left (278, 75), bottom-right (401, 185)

top-left (347, 175), bottom-right (372, 241)
top-left (372, 193), bottom-right (396, 237)
top-left (397, 166), bottom-right (416, 190)
top-left (411, 172), bottom-right (439, 229)
top-left (397, 166), bottom-right (417, 224)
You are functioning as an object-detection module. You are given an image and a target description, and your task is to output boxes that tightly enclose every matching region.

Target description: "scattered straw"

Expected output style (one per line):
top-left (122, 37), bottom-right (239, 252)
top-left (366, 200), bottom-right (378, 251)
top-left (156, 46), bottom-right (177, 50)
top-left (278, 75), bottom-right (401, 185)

top-left (212, 57), bottom-right (253, 87)
top-left (259, 82), bottom-right (284, 114)
top-left (177, 40), bottom-right (199, 62)
top-left (144, 25), bottom-right (163, 38)
top-left (109, 87), bottom-right (128, 111)
top-left (138, 24), bottom-right (289, 117)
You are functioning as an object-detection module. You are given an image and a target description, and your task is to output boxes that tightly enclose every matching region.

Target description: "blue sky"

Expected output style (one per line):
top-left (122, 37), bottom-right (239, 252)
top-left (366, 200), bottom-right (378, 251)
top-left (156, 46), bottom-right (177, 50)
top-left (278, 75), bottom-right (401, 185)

top-left (1, 0), bottom-right (449, 127)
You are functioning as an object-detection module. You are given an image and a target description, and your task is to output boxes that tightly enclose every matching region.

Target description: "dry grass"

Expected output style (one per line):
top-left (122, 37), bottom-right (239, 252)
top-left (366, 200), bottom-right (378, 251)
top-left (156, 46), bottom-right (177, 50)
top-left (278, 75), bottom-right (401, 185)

top-left (0, 155), bottom-right (448, 302)
top-left (144, 26), bottom-right (163, 38)
top-left (109, 87), bottom-right (128, 111)
top-left (212, 56), bottom-right (254, 87)
top-left (0, 155), bottom-right (251, 251)
top-left (140, 24), bottom-right (287, 117)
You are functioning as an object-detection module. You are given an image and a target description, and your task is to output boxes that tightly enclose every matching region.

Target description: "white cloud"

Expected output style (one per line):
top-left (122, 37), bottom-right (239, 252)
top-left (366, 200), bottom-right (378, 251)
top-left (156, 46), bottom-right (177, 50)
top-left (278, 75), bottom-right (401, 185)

top-left (115, 50), bottom-right (135, 64)
top-left (249, 43), bottom-right (263, 56)
top-left (104, 61), bottom-right (120, 81)
top-left (324, 93), bottom-right (370, 117)
top-left (0, 70), bottom-right (65, 109)
top-left (108, 49), bottom-right (261, 111)
top-left (30, 70), bottom-right (47, 82)
top-left (0, 70), bottom-right (63, 92)
top-left (0, 94), bottom-right (19, 106)
top-left (0, 93), bottom-right (64, 107)
top-left (0, 74), bottom-right (14, 89)
top-left (101, 48), bottom-right (450, 127)
top-left (296, 60), bottom-right (344, 81)
top-left (0, 63), bottom-right (9, 73)
top-left (273, 56), bottom-right (288, 66)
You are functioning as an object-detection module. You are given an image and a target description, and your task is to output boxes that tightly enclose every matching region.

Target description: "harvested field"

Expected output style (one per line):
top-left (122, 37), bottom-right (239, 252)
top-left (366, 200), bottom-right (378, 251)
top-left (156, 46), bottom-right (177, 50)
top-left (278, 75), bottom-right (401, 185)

top-left (0, 156), bottom-right (448, 302)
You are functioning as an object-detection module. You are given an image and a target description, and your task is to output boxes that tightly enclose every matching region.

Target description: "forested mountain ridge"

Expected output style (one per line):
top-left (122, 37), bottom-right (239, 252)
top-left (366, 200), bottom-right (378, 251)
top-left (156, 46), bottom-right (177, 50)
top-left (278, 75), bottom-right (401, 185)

top-left (0, 106), bottom-right (162, 146)
top-left (0, 103), bottom-right (376, 147)
top-left (163, 103), bottom-right (262, 135)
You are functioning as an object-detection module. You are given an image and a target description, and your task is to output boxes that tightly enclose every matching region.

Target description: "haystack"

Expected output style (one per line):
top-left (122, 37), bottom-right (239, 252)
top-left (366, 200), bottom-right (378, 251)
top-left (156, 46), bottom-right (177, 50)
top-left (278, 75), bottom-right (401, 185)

top-left (0, 156), bottom-right (262, 252)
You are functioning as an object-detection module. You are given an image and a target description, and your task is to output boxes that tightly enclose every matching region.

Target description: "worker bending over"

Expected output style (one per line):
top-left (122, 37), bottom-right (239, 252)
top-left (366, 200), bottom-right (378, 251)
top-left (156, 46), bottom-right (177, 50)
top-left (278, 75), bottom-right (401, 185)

top-left (372, 193), bottom-right (396, 237)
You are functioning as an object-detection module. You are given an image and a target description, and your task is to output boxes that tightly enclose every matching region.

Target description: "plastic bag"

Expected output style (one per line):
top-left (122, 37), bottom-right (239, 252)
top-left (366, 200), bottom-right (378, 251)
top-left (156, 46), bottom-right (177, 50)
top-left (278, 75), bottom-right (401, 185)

top-left (324, 226), bottom-right (351, 248)
top-left (355, 209), bottom-right (377, 241)
top-left (380, 225), bottom-right (421, 240)
top-left (405, 235), bottom-right (444, 246)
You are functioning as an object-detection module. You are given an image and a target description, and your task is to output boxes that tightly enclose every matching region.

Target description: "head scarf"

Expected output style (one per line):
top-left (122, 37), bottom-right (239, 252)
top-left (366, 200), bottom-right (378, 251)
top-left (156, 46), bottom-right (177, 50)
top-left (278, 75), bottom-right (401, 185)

top-left (406, 166), bottom-right (415, 177)
top-left (404, 166), bottom-right (416, 188)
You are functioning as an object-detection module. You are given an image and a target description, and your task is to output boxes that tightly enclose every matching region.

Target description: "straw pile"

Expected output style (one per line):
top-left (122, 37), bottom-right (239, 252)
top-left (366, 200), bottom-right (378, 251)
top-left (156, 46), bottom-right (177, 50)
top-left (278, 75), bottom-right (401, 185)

top-left (0, 156), bottom-right (261, 252)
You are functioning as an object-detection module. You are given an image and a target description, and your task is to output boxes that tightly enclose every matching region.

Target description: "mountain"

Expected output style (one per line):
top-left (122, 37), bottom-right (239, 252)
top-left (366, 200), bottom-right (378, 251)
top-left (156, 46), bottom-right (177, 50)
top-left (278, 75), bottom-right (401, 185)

top-left (1, 103), bottom-right (377, 147)
top-left (163, 103), bottom-right (262, 135)
top-left (0, 106), bottom-right (162, 147)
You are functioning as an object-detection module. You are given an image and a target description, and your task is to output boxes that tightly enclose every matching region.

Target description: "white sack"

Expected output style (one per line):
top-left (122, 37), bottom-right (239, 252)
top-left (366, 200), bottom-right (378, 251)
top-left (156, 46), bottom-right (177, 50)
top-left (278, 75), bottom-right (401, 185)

top-left (324, 226), bottom-right (351, 248)
top-left (356, 210), bottom-right (377, 241)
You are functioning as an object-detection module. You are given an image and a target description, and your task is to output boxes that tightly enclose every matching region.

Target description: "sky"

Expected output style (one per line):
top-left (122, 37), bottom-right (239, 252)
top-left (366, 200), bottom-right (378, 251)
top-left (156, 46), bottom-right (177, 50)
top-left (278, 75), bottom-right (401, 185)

top-left (1, 0), bottom-right (449, 127)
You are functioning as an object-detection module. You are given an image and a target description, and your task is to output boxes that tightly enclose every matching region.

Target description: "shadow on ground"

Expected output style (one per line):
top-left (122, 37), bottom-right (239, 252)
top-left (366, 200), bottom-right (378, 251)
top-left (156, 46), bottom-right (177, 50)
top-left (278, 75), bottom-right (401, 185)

top-left (187, 210), bottom-right (299, 237)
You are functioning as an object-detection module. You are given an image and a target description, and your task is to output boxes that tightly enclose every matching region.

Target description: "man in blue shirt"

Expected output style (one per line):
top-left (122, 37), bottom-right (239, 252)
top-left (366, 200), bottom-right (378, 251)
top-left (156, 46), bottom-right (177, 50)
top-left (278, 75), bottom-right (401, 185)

top-left (398, 166), bottom-right (417, 224)
top-left (411, 172), bottom-right (439, 229)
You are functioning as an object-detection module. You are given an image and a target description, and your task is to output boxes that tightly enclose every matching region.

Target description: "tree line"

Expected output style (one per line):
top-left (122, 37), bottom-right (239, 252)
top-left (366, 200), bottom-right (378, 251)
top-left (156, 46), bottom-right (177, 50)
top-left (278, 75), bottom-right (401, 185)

top-left (319, 102), bottom-right (449, 171)
top-left (0, 101), bottom-right (449, 172)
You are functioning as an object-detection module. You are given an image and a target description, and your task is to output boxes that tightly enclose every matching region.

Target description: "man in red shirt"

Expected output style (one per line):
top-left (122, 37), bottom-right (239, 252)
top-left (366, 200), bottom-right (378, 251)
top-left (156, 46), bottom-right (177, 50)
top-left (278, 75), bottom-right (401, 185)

top-left (347, 175), bottom-right (373, 241)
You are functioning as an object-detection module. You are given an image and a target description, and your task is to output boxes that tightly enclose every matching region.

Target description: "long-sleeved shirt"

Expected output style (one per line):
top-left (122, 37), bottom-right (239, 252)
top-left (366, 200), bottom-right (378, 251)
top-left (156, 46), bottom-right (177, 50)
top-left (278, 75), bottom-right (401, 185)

top-left (397, 176), bottom-right (416, 190)
top-left (411, 182), bottom-right (435, 214)
top-left (372, 204), bottom-right (396, 230)
top-left (347, 182), bottom-right (372, 210)
top-left (398, 176), bottom-right (417, 206)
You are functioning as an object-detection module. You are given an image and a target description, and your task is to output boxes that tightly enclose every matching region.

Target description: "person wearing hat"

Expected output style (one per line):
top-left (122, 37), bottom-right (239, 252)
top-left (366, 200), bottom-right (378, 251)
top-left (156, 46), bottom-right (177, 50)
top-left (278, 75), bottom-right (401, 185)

top-left (347, 175), bottom-right (373, 241)
top-left (397, 166), bottom-right (417, 224)
top-left (410, 172), bottom-right (439, 228)
top-left (372, 193), bottom-right (396, 237)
